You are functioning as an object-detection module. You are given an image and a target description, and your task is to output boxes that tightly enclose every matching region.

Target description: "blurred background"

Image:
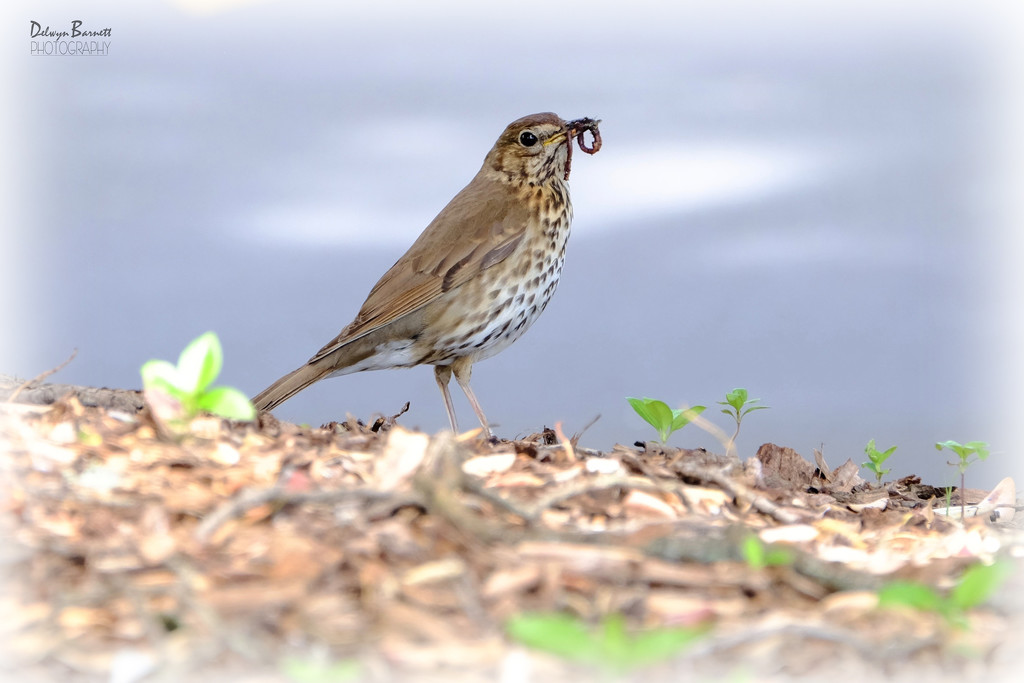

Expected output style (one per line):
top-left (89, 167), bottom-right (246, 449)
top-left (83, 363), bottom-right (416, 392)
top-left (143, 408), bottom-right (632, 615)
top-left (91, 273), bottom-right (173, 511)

top-left (2, 0), bottom-right (1022, 489)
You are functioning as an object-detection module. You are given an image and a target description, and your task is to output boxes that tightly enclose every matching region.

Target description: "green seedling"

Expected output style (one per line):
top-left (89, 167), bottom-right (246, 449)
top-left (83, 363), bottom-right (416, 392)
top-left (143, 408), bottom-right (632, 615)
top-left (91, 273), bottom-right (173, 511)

top-left (626, 397), bottom-right (706, 444)
top-left (878, 560), bottom-right (1012, 628)
top-left (861, 439), bottom-right (897, 484)
top-left (717, 388), bottom-right (768, 446)
top-left (935, 440), bottom-right (990, 519)
top-left (741, 534), bottom-right (794, 569)
top-left (506, 612), bottom-right (708, 674)
top-left (141, 331), bottom-right (255, 422)
top-left (281, 656), bottom-right (360, 683)
top-left (77, 427), bottom-right (103, 447)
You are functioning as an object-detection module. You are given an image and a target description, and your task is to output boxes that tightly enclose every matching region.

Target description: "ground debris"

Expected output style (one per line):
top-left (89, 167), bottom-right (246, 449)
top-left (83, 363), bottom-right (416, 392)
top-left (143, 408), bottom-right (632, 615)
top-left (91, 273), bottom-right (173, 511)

top-left (1, 393), bottom-right (1022, 682)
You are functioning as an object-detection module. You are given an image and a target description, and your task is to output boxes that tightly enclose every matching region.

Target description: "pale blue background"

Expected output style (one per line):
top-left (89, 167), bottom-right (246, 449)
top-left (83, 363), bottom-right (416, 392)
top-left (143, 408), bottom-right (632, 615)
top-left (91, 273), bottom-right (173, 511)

top-left (5, 1), bottom-right (1020, 489)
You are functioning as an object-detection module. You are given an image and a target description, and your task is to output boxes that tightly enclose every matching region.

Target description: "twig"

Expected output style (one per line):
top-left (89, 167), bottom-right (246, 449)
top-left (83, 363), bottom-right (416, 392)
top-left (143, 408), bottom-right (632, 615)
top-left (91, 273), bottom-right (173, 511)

top-left (412, 433), bottom-right (522, 544)
top-left (523, 473), bottom-right (681, 521)
top-left (675, 459), bottom-right (802, 525)
top-left (571, 413), bottom-right (601, 447)
top-left (463, 470), bottom-right (714, 524)
top-left (6, 349), bottom-right (78, 403)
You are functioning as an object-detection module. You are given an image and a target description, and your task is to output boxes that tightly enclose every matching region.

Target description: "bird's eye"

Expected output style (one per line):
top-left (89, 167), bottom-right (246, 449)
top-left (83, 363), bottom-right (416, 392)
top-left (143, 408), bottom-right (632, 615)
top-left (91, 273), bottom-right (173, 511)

top-left (519, 131), bottom-right (538, 147)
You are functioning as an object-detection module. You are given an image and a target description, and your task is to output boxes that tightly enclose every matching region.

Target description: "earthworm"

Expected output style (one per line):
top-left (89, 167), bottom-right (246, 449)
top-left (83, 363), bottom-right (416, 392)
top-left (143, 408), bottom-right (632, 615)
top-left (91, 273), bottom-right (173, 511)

top-left (564, 137), bottom-right (573, 180)
top-left (575, 122), bottom-right (601, 154)
top-left (562, 117), bottom-right (602, 180)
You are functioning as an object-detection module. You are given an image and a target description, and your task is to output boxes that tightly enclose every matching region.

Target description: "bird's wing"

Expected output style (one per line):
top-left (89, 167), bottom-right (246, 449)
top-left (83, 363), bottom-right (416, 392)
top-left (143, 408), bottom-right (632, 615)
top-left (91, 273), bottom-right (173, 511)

top-left (308, 177), bottom-right (529, 363)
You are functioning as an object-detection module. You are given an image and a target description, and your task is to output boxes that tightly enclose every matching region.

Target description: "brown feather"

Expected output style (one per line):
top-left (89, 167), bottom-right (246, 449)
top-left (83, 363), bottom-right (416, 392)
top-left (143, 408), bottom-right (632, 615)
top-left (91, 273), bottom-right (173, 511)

top-left (309, 173), bottom-right (530, 363)
top-left (251, 362), bottom-right (334, 411)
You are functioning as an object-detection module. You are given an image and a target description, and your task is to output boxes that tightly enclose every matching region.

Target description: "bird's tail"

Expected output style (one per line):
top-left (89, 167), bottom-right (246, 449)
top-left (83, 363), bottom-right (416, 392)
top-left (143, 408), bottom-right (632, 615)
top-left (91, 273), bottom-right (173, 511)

top-left (252, 362), bottom-right (333, 412)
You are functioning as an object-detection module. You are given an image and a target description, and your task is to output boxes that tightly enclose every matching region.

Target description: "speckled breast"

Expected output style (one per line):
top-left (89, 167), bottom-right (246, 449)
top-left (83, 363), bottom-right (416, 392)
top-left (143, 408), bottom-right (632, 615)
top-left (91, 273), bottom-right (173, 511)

top-left (429, 183), bottom-right (574, 365)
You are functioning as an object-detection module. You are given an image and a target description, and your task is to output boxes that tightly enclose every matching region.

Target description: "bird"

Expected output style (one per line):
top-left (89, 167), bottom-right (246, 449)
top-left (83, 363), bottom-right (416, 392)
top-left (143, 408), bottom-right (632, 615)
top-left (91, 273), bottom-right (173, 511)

top-left (252, 112), bottom-right (598, 437)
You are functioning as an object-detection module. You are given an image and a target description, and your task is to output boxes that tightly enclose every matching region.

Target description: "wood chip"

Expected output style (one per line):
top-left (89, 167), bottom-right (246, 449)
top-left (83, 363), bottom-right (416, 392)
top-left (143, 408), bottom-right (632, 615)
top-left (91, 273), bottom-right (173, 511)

top-left (461, 453), bottom-right (516, 477)
top-left (2, 391), bottom-right (1018, 682)
top-left (621, 490), bottom-right (678, 519)
top-left (376, 427), bottom-right (430, 490)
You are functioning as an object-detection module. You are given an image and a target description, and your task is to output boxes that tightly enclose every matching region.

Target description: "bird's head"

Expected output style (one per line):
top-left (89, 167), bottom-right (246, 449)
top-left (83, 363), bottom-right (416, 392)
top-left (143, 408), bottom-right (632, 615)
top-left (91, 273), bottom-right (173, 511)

top-left (484, 112), bottom-right (570, 186)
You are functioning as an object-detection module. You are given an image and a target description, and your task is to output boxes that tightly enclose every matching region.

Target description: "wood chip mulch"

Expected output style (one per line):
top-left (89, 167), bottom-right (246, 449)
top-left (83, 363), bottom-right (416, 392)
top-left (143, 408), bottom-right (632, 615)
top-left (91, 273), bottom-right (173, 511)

top-left (1, 390), bottom-right (1022, 682)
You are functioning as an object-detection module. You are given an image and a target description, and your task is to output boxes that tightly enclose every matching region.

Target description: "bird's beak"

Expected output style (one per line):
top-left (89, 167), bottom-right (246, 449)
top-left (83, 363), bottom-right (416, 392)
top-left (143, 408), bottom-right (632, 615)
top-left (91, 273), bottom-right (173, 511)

top-left (544, 130), bottom-right (569, 146)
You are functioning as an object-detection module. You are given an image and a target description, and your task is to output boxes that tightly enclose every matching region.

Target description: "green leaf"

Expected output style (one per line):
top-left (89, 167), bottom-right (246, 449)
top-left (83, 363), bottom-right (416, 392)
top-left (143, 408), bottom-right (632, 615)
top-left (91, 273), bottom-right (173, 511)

top-left (281, 656), bottom-right (360, 683)
top-left (740, 405), bottom-right (769, 418)
top-left (140, 359), bottom-right (181, 394)
top-left (950, 561), bottom-right (1012, 610)
top-left (506, 613), bottom-right (597, 662)
top-left (963, 441), bottom-right (990, 460)
top-left (718, 388), bottom-right (768, 422)
top-left (176, 331), bottom-right (223, 394)
top-left (625, 623), bottom-right (706, 668)
top-left (936, 440), bottom-right (990, 471)
top-left (741, 534), bottom-right (792, 569)
top-left (864, 440), bottom-right (897, 466)
top-left (627, 397), bottom-right (675, 442)
top-left (507, 612), bottom-right (706, 673)
top-left (741, 534), bottom-right (766, 569)
top-left (626, 397), bottom-right (655, 426)
top-left (78, 429), bottom-right (103, 447)
top-left (764, 546), bottom-right (794, 566)
top-left (724, 388), bottom-right (748, 411)
top-left (670, 405), bottom-right (705, 433)
top-left (878, 580), bottom-right (944, 612)
top-left (196, 387), bottom-right (256, 421)
top-left (599, 614), bottom-right (630, 668)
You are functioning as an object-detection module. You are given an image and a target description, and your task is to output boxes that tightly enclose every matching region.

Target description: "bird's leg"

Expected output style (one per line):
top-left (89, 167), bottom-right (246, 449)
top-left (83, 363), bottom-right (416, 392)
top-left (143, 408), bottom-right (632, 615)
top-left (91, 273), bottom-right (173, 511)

top-left (433, 365), bottom-right (459, 433)
top-left (451, 357), bottom-right (492, 438)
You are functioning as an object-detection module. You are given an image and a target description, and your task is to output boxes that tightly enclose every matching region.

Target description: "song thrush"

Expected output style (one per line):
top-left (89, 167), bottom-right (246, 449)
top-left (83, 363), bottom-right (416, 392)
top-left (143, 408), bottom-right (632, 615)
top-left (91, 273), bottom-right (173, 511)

top-left (252, 112), bottom-right (600, 436)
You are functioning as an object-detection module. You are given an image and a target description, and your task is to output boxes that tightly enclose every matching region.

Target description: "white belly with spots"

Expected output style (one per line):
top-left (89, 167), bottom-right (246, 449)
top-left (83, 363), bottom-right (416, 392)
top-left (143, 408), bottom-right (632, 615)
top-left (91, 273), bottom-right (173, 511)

top-left (434, 216), bottom-right (571, 364)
